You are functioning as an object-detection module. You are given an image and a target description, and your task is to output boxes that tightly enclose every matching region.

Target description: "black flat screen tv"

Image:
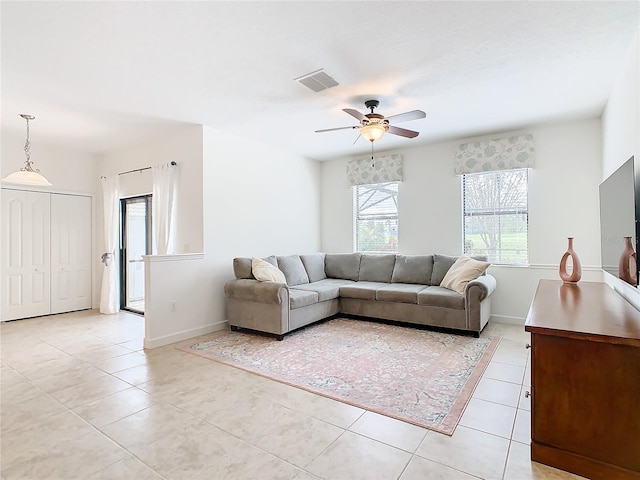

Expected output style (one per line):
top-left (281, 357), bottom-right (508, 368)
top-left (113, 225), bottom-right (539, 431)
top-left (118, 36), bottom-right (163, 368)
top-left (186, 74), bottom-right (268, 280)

top-left (599, 156), bottom-right (638, 286)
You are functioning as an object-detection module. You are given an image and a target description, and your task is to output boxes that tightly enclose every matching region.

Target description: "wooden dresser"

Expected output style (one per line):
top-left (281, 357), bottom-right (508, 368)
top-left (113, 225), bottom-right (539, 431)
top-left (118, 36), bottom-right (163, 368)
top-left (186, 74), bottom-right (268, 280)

top-left (525, 280), bottom-right (640, 480)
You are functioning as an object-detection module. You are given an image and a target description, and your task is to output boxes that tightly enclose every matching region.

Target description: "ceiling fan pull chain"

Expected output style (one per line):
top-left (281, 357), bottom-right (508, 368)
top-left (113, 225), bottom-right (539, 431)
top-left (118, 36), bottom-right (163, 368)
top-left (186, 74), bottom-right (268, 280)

top-left (371, 142), bottom-right (374, 165)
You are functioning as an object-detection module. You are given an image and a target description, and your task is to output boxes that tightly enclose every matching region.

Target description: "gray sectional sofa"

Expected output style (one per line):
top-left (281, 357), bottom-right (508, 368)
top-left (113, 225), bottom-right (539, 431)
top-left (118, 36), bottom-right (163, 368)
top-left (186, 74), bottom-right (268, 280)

top-left (224, 253), bottom-right (496, 340)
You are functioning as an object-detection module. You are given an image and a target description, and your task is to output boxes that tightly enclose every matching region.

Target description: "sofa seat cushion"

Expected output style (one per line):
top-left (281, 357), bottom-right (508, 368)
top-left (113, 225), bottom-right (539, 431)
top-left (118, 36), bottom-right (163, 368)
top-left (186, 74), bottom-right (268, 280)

top-left (277, 255), bottom-right (310, 286)
top-left (288, 289), bottom-right (319, 309)
top-left (311, 278), bottom-right (356, 287)
top-left (290, 278), bottom-right (354, 302)
top-left (339, 281), bottom-right (387, 300)
top-left (392, 255), bottom-right (434, 285)
top-left (325, 253), bottom-right (361, 281)
top-left (358, 254), bottom-right (397, 283)
top-left (375, 283), bottom-right (427, 304)
top-left (417, 286), bottom-right (465, 310)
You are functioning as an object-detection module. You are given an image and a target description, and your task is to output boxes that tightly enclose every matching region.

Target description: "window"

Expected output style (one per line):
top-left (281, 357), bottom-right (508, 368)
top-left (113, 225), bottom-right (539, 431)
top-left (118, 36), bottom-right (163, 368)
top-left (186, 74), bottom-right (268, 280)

top-left (463, 169), bottom-right (528, 265)
top-left (354, 182), bottom-right (399, 253)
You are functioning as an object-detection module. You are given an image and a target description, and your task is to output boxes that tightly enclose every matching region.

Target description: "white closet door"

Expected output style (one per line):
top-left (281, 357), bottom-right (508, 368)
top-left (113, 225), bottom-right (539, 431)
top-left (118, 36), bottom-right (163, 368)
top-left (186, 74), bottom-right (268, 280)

top-left (50, 194), bottom-right (92, 314)
top-left (1, 190), bottom-right (51, 321)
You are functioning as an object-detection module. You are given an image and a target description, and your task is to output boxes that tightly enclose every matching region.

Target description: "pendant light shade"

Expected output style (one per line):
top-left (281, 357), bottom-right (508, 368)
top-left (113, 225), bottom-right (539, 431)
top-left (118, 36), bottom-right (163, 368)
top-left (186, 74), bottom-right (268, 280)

top-left (3, 169), bottom-right (52, 186)
top-left (2, 114), bottom-right (52, 187)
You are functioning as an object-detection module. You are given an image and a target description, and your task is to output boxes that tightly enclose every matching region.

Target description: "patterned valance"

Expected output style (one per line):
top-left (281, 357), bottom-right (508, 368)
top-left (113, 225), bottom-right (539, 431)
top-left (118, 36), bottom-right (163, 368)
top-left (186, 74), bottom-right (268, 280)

top-left (454, 134), bottom-right (535, 175)
top-left (347, 154), bottom-right (403, 186)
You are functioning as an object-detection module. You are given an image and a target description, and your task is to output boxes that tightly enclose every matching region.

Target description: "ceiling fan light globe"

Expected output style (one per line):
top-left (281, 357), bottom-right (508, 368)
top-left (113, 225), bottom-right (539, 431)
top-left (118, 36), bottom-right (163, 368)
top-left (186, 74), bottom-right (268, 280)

top-left (360, 124), bottom-right (386, 142)
top-left (2, 169), bottom-right (52, 186)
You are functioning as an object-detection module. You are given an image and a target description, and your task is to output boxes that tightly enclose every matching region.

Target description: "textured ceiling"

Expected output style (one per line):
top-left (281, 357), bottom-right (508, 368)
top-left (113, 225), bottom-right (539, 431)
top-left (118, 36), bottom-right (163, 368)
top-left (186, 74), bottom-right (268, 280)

top-left (1, 1), bottom-right (638, 160)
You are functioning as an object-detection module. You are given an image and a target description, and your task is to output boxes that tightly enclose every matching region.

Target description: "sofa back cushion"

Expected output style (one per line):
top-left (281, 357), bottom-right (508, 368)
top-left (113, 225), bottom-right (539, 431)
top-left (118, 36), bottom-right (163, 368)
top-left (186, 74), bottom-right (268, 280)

top-left (431, 254), bottom-right (488, 285)
top-left (300, 253), bottom-right (327, 283)
top-left (391, 255), bottom-right (434, 285)
top-left (277, 255), bottom-right (310, 286)
top-left (358, 254), bottom-right (397, 283)
top-left (325, 253), bottom-right (362, 281)
top-left (431, 254), bottom-right (459, 285)
top-left (233, 256), bottom-right (277, 279)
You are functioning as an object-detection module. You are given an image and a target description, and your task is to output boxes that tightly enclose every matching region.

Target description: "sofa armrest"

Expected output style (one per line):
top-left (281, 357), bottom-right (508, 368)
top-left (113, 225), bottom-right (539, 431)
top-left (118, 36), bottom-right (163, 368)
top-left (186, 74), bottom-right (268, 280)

top-left (465, 274), bottom-right (497, 303)
top-left (224, 279), bottom-right (289, 305)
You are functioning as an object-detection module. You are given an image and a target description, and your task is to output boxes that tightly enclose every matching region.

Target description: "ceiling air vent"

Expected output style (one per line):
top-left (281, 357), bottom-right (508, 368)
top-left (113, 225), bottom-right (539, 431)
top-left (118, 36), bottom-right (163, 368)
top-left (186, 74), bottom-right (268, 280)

top-left (294, 69), bottom-right (339, 92)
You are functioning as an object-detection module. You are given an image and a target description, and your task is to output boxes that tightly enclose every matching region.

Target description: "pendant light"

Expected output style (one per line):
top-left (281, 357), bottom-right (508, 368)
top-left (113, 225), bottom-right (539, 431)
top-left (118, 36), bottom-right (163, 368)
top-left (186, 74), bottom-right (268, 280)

top-left (2, 114), bottom-right (52, 187)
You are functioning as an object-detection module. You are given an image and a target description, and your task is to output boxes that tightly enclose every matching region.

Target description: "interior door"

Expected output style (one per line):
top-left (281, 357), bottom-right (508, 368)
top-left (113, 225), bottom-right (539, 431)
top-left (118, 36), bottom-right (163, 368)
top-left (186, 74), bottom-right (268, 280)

top-left (1, 189), bottom-right (51, 321)
top-left (50, 194), bottom-right (92, 314)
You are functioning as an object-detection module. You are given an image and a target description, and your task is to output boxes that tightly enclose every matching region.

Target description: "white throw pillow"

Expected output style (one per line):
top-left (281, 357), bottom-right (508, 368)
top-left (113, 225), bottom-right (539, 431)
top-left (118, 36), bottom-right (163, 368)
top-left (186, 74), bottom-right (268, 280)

top-left (440, 256), bottom-right (490, 295)
top-left (252, 257), bottom-right (287, 283)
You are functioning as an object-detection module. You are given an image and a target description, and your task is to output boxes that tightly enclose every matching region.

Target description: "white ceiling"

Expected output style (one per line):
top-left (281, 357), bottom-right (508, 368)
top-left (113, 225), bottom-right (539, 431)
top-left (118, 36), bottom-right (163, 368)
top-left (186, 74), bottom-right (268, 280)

top-left (2, 1), bottom-right (638, 161)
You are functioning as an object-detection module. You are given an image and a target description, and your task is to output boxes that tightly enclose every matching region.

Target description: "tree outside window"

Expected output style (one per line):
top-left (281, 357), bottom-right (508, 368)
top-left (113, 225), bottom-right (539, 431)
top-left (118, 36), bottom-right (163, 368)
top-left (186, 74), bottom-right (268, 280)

top-left (463, 169), bottom-right (528, 264)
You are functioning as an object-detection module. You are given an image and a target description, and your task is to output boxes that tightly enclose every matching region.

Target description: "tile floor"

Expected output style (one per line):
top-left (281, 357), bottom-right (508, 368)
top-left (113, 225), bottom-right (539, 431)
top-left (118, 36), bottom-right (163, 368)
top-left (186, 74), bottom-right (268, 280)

top-left (0, 310), bottom-right (585, 480)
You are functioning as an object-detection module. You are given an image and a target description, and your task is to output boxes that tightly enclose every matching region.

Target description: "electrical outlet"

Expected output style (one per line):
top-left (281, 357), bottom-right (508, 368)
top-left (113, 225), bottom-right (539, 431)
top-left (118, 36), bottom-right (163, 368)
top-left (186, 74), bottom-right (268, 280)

top-left (169, 301), bottom-right (177, 312)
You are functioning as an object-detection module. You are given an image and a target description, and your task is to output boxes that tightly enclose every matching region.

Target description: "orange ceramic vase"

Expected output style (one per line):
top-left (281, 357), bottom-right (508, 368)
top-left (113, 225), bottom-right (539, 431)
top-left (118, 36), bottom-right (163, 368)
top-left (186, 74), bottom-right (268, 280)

top-left (559, 237), bottom-right (582, 284)
top-left (618, 236), bottom-right (638, 286)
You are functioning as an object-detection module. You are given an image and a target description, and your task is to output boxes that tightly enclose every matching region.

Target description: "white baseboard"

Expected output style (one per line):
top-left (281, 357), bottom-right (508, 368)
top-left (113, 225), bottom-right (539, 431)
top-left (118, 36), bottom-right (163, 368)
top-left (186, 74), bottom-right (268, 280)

top-left (144, 320), bottom-right (228, 349)
top-left (490, 315), bottom-right (525, 326)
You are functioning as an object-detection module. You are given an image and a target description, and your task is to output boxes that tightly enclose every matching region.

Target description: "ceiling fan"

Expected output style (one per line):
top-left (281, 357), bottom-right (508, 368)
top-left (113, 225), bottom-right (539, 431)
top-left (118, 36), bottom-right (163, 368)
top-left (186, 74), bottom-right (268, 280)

top-left (315, 100), bottom-right (426, 143)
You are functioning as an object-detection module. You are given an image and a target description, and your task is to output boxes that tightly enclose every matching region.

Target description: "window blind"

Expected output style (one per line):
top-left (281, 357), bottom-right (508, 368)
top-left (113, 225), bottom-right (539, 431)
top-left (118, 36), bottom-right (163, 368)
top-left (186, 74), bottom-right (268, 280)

top-left (463, 169), bottom-right (529, 264)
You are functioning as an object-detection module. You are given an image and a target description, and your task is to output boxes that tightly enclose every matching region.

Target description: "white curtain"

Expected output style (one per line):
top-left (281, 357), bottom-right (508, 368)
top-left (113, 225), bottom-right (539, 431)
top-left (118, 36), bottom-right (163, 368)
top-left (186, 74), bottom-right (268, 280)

top-left (152, 163), bottom-right (177, 255)
top-left (100, 175), bottom-right (120, 314)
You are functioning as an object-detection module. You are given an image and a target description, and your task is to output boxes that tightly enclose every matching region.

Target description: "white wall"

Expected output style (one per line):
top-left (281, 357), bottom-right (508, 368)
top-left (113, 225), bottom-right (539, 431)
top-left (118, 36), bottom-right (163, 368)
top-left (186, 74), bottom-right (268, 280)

top-left (200, 126), bottom-right (321, 324)
top-left (602, 32), bottom-right (640, 309)
top-left (144, 253), bottom-right (216, 348)
top-left (603, 33), bottom-right (639, 179)
top-left (98, 124), bottom-right (204, 254)
top-left (320, 118), bottom-right (604, 322)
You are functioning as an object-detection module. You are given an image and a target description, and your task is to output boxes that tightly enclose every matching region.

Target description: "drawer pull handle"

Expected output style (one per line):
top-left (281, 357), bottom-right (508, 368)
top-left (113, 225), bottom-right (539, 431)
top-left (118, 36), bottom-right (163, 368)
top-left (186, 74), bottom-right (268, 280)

top-left (525, 343), bottom-right (531, 349)
top-left (525, 390), bottom-right (531, 398)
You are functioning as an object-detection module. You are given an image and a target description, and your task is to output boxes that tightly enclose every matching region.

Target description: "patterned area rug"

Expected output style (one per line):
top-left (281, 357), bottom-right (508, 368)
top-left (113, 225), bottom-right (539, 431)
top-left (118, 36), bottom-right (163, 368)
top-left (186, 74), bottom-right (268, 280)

top-left (179, 318), bottom-right (499, 435)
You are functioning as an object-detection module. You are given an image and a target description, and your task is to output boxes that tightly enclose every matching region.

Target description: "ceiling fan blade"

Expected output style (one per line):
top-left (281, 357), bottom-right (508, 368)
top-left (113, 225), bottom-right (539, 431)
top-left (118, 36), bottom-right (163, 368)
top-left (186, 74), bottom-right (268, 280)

top-left (387, 125), bottom-right (420, 138)
top-left (343, 108), bottom-right (367, 122)
top-left (385, 110), bottom-right (426, 123)
top-left (315, 126), bottom-right (358, 133)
